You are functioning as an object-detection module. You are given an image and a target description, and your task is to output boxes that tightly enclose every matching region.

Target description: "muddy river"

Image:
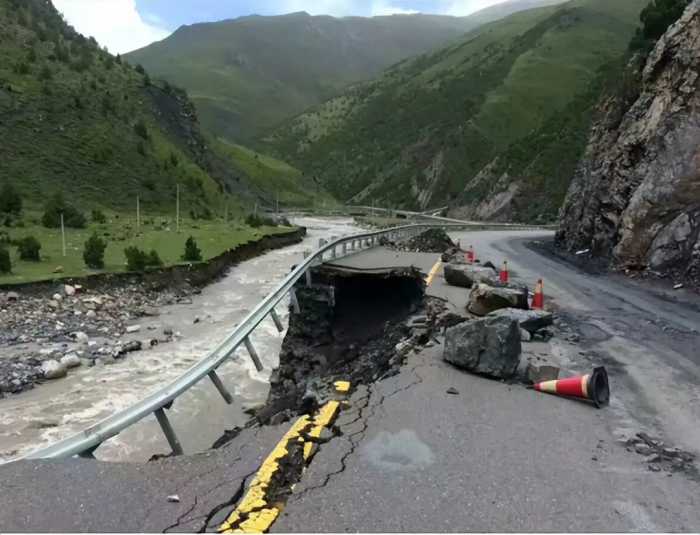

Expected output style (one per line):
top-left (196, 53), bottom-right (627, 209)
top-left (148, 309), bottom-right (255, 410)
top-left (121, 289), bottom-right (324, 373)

top-left (0, 217), bottom-right (359, 463)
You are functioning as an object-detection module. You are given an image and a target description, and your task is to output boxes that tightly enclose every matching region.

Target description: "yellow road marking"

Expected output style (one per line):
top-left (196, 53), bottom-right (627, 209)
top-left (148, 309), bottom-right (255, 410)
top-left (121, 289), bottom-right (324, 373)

top-left (425, 259), bottom-right (442, 287)
top-left (334, 380), bottom-right (350, 393)
top-left (219, 388), bottom-right (348, 534)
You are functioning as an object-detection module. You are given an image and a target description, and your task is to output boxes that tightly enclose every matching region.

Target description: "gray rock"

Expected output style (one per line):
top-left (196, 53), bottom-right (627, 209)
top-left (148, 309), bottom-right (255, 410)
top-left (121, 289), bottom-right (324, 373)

top-left (73, 331), bottom-right (89, 344)
top-left (467, 283), bottom-right (529, 316)
top-left (520, 328), bottom-right (532, 342)
top-left (443, 316), bottom-right (522, 379)
top-left (52, 293), bottom-right (63, 302)
top-left (64, 285), bottom-right (76, 296)
top-left (7, 292), bottom-right (19, 302)
top-left (60, 354), bottom-right (82, 369)
top-left (526, 362), bottom-right (560, 384)
top-left (488, 308), bottom-right (554, 334)
top-left (41, 360), bottom-right (68, 380)
top-left (556, 2), bottom-right (700, 279)
top-left (444, 264), bottom-right (498, 288)
top-left (126, 325), bottom-right (141, 333)
top-left (85, 310), bottom-right (97, 319)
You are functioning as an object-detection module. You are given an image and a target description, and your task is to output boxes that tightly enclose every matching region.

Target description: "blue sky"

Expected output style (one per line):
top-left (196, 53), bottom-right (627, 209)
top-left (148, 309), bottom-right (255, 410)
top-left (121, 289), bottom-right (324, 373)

top-left (54, 0), bottom-right (510, 54)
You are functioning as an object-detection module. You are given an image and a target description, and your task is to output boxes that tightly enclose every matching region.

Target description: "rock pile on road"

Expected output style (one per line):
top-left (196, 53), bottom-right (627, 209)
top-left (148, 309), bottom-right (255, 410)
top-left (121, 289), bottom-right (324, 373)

top-left (391, 228), bottom-right (456, 253)
top-left (0, 281), bottom-right (193, 396)
top-left (443, 316), bottom-right (522, 379)
top-left (444, 264), bottom-right (498, 288)
top-left (626, 432), bottom-right (697, 474)
top-left (467, 283), bottom-right (529, 316)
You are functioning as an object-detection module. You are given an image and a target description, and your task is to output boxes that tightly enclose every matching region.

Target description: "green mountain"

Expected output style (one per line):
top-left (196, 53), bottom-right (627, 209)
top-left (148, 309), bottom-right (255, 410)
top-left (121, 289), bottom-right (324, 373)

top-left (0, 0), bottom-right (325, 215)
top-left (125, 3), bottom-right (565, 142)
top-left (262, 0), bottom-right (647, 222)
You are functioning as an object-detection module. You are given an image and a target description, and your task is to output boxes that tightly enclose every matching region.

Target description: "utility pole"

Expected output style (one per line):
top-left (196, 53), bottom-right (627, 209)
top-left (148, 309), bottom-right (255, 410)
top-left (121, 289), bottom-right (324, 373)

top-left (276, 191), bottom-right (279, 216)
top-left (176, 184), bottom-right (180, 233)
top-left (60, 213), bottom-right (66, 257)
top-left (136, 195), bottom-right (140, 232)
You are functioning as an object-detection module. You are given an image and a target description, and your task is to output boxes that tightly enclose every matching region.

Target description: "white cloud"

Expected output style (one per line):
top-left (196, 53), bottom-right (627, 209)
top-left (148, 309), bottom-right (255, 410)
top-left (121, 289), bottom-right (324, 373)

top-left (53, 0), bottom-right (171, 54)
top-left (443, 0), bottom-right (509, 16)
top-left (371, 1), bottom-right (419, 16)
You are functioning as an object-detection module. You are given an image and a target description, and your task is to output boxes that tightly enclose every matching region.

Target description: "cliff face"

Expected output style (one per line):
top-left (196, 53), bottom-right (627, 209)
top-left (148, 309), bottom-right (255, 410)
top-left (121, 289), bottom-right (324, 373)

top-left (557, 1), bottom-right (700, 282)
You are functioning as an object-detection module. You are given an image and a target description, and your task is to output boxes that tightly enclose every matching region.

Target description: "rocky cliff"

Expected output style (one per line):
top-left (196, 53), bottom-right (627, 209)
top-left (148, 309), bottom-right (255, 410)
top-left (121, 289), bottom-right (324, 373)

top-left (557, 1), bottom-right (700, 284)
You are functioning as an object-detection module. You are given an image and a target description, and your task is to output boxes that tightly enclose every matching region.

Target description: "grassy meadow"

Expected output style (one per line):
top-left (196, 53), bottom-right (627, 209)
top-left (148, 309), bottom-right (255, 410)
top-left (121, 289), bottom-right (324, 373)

top-left (0, 212), bottom-right (293, 285)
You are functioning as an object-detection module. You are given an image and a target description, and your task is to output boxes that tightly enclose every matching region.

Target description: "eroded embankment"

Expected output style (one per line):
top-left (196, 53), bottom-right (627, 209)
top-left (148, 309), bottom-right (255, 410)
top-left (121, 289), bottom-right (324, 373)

top-left (0, 227), bottom-right (307, 296)
top-left (233, 262), bottom-right (456, 433)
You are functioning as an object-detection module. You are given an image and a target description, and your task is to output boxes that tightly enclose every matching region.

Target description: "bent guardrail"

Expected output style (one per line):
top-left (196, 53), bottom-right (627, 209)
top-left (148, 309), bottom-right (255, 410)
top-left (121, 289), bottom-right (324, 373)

top-left (13, 221), bottom-right (551, 461)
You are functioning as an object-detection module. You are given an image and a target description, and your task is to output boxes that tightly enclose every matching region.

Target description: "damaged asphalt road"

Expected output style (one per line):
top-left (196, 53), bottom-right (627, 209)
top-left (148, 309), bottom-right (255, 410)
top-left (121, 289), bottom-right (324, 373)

top-left (272, 230), bottom-right (700, 532)
top-left (0, 424), bottom-right (289, 533)
top-left (2, 229), bottom-right (700, 533)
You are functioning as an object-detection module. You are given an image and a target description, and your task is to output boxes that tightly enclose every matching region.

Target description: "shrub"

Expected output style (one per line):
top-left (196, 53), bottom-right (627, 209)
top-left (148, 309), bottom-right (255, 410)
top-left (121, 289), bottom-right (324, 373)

top-left (134, 120), bottom-right (149, 140)
top-left (182, 236), bottom-right (202, 262)
top-left (147, 249), bottom-right (162, 267)
top-left (0, 247), bottom-right (10, 274)
top-left (83, 233), bottom-right (107, 269)
top-left (135, 63), bottom-right (145, 74)
top-left (631, 0), bottom-right (691, 50)
top-left (245, 213), bottom-right (277, 228)
top-left (91, 209), bottom-right (107, 224)
top-left (0, 182), bottom-right (22, 215)
top-left (39, 65), bottom-right (52, 80)
top-left (124, 246), bottom-right (162, 271)
top-left (17, 236), bottom-right (41, 261)
top-left (42, 192), bottom-right (86, 228)
top-left (124, 246), bottom-right (147, 271)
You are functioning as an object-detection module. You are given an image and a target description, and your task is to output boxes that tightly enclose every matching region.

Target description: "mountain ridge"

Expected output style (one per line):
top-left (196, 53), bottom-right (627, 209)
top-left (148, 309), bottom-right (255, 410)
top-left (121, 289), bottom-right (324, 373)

top-left (125, 1), bottom-right (568, 141)
top-left (261, 0), bottom-right (647, 222)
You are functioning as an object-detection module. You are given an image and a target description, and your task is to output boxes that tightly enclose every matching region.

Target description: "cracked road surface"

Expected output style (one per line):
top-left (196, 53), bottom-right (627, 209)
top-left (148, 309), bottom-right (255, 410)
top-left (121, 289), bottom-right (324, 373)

top-left (0, 424), bottom-right (289, 533)
top-left (273, 230), bottom-right (700, 532)
top-left (2, 230), bottom-right (700, 532)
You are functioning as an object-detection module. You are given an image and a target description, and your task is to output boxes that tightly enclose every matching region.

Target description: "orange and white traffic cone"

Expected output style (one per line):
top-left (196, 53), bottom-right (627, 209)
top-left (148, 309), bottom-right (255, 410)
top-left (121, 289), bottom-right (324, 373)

top-left (499, 261), bottom-right (509, 284)
top-left (531, 279), bottom-right (544, 309)
top-left (532, 367), bottom-right (610, 408)
top-left (465, 246), bottom-right (475, 264)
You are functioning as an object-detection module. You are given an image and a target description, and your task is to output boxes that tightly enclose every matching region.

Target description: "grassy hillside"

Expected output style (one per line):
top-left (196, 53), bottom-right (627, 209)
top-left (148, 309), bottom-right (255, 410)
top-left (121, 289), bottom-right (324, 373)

top-left (0, 0), bottom-right (326, 218)
top-left (263, 0), bottom-right (647, 222)
top-left (212, 140), bottom-right (335, 208)
top-left (125, 3), bottom-right (566, 142)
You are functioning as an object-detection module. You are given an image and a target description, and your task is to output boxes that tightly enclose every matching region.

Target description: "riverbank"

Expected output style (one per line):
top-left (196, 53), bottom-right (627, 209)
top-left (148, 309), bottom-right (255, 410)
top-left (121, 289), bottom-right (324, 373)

top-left (0, 227), bottom-right (306, 399)
top-left (0, 218), bottom-right (357, 463)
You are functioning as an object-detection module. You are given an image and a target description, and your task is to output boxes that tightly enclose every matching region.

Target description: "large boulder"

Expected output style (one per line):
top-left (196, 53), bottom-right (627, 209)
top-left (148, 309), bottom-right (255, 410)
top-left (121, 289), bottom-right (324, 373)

top-left (41, 360), bottom-right (68, 380)
top-left (488, 308), bottom-right (553, 334)
top-left (468, 283), bottom-right (528, 316)
top-left (443, 316), bottom-right (522, 379)
top-left (444, 264), bottom-right (498, 288)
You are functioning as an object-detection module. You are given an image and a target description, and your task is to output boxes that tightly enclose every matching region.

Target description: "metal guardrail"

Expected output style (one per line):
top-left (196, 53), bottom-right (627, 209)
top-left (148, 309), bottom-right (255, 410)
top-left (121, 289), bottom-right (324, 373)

top-left (13, 222), bottom-right (551, 462)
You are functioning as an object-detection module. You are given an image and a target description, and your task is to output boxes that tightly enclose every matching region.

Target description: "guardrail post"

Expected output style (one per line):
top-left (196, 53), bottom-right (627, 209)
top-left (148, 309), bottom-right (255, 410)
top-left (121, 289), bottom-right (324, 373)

top-left (290, 289), bottom-right (301, 314)
top-left (244, 336), bottom-right (264, 372)
top-left (270, 308), bottom-right (284, 333)
top-left (342, 242), bottom-right (347, 255)
top-left (303, 251), bottom-right (312, 286)
top-left (331, 236), bottom-right (337, 258)
top-left (155, 407), bottom-right (184, 456)
top-left (78, 445), bottom-right (98, 459)
top-left (208, 370), bottom-right (233, 404)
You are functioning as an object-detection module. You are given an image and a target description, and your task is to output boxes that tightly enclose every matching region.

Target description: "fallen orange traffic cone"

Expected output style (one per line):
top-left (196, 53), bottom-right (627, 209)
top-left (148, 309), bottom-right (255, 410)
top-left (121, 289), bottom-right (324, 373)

top-left (499, 261), bottom-right (509, 283)
top-left (531, 279), bottom-right (544, 309)
top-left (465, 246), bottom-right (475, 264)
top-left (533, 367), bottom-right (610, 408)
